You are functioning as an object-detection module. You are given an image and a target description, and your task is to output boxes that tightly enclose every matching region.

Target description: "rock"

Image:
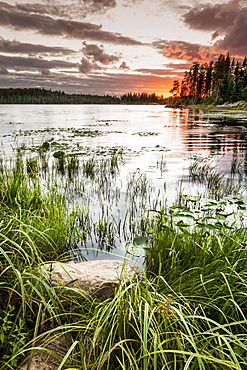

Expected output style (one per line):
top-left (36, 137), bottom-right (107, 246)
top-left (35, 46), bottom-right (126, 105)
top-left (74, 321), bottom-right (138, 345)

top-left (19, 334), bottom-right (71, 370)
top-left (42, 259), bottom-right (140, 301)
top-left (215, 101), bottom-right (247, 109)
top-left (19, 260), bottom-right (140, 370)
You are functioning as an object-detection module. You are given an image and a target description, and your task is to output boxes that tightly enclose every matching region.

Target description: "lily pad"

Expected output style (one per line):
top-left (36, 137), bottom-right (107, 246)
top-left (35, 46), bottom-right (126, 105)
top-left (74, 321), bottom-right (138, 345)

top-left (125, 236), bottom-right (148, 257)
top-left (53, 150), bottom-right (65, 158)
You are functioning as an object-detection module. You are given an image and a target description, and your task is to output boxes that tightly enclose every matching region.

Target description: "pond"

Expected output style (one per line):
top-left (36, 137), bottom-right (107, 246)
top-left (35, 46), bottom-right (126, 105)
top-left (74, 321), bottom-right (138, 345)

top-left (1, 104), bottom-right (247, 262)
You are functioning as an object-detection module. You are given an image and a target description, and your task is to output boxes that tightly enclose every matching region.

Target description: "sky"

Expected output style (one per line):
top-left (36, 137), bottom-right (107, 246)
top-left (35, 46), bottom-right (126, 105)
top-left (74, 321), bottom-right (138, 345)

top-left (0, 0), bottom-right (247, 97)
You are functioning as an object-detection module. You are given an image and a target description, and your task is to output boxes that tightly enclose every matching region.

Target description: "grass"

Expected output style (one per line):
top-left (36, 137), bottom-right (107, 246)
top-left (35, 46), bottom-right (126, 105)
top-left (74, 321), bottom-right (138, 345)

top-left (1, 147), bottom-right (247, 369)
top-left (188, 154), bottom-right (246, 200)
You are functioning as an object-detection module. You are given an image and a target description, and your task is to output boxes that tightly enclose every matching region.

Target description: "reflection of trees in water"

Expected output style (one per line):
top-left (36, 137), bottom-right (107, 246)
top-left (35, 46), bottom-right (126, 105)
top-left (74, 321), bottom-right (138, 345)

top-left (244, 145), bottom-right (247, 175)
top-left (177, 109), bottom-right (247, 177)
top-left (178, 109), bottom-right (205, 129)
top-left (207, 132), bottom-right (247, 155)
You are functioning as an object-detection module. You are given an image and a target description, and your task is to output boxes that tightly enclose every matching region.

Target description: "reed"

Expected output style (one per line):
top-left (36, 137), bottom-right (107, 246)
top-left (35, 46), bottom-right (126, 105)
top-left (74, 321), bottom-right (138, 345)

top-left (1, 147), bottom-right (247, 369)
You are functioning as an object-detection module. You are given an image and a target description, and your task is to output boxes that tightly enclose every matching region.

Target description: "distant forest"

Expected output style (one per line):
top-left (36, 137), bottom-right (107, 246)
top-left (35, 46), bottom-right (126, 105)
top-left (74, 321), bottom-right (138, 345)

top-left (2, 54), bottom-right (246, 106)
top-left (168, 54), bottom-right (247, 106)
top-left (0, 88), bottom-right (164, 105)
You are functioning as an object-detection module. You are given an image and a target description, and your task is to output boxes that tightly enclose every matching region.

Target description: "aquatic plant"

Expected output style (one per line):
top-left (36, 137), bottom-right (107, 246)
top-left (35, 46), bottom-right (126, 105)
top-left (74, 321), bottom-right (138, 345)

top-left (1, 141), bottom-right (247, 369)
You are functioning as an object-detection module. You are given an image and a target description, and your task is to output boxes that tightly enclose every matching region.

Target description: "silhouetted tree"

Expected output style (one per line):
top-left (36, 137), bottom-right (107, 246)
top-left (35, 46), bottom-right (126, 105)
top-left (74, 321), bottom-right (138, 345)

top-left (170, 53), bottom-right (247, 104)
top-left (169, 80), bottom-right (180, 97)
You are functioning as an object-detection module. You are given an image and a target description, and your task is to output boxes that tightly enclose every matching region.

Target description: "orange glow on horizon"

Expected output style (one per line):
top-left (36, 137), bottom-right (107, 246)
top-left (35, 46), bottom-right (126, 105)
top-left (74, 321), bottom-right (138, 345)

top-left (155, 85), bottom-right (178, 99)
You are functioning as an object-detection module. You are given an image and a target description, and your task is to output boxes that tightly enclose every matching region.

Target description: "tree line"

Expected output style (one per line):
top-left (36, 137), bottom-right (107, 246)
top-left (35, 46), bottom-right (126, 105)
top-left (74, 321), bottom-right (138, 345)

top-left (169, 54), bottom-right (247, 105)
top-left (0, 88), bottom-right (164, 105)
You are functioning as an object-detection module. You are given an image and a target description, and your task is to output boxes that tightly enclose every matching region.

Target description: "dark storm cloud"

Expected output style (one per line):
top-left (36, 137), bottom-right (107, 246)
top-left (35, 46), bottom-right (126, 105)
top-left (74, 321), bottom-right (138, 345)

top-left (0, 54), bottom-right (77, 71)
top-left (183, 0), bottom-right (247, 56)
top-left (0, 38), bottom-right (74, 56)
top-left (82, 42), bottom-right (120, 65)
top-left (0, 2), bottom-right (142, 45)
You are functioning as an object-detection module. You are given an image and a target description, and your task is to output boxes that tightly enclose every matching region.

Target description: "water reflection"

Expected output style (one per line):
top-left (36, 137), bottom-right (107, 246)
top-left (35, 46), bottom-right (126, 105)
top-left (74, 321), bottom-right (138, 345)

top-left (1, 104), bottom-right (247, 261)
top-left (1, 104), bottom-right (247, 194)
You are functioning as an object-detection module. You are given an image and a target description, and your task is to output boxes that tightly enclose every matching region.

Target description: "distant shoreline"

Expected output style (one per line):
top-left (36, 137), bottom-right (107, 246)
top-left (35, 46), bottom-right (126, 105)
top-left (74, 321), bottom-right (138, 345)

top-left (0, 88), bottom-right (165, 105)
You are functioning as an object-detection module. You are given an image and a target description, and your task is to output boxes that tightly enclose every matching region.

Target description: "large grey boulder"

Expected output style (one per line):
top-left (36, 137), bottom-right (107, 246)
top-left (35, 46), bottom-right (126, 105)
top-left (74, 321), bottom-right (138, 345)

top-left (42, 259), bottom-right (140, 300)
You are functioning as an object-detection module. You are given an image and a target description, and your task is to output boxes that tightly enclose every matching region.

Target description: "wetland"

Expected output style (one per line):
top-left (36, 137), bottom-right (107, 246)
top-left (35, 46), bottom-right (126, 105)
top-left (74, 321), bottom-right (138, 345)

top-left (1, 104), bottom-right (247, 260)
top-left (1, 104), bottom-right (247, 369)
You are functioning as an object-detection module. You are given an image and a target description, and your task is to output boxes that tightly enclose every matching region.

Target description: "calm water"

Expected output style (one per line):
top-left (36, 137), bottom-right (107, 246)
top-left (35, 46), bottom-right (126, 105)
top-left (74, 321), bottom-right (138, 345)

top-left (1, 104), bottom-right (247, 260)
top-left (1, 104), bottom-right (247, 183)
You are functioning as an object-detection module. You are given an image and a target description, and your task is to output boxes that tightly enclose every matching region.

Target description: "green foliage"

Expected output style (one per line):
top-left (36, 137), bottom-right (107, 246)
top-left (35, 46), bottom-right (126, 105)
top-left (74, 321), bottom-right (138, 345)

top-left (241, 86), bottom-right (247, 100)
top-left (0, 88), bottom-right (164, 105)
top-left (120, 92), bottom-right (161, 104)
top-left (125, 235), bottom-right (148, 256)
top-left (168, 54), bottom-right (247, 105)
top-left (0, 150), bottom-right (76, 258)
top-left (1, 147), bottom-right (247, 369)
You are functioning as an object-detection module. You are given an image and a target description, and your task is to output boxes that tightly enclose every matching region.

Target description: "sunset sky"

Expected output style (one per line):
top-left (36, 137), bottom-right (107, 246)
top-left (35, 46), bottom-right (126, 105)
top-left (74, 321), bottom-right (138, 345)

top-left (0, 0), bottom-right (246, 96)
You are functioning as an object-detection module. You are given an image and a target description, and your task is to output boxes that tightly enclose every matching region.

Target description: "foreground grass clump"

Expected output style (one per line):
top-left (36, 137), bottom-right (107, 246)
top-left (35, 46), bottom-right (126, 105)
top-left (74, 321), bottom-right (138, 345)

top-left (0, 152), bottom-right (82, 368)
top-left (79, 277), bottom-right (247, 369)
top-left (0, 153), bottom-right (74, 258)
top-left (2, 213), bottom-right (247, 369)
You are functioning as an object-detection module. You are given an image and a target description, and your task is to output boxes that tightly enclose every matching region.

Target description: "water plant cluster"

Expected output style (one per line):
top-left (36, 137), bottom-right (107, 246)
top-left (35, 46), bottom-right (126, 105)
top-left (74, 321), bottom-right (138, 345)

top-left (1, 144), bottom-right (247, 369)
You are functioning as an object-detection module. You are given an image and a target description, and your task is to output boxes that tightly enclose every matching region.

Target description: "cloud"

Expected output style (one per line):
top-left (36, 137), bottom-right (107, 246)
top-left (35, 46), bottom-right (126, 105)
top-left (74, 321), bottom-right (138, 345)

top-left (77, 57), bottom-right (100, 74)
top-left (183, 0), bottom-right (247, 56)
top-left (119, 61), bottom-right (130, 70)
top-left (123, 0), bottom-right (192, 13)
top-left (0, 37), bottom-right (74, 56)
top-left (0, 2), bottom-right (142, 45)
top-left (152, 0), bottom-right (247, 63)
top-left (211, 31), bottom-right (220, 41)
top-left (216, 7), bottom-right (247, 56)
top-left (165, 62), bottom-right (193, 70)
top-left (0, 69), bottom-right (174, 96)
top-left (0, 54), bottom-right (77, 71)
top-left (82, 42), bottom-right (120, 65)
top-left (16, 0), bottom-right (117, 19)
top-left (153, 40), bottom-right (216, 62)
top-left (0, 65), bottom-right (8, 74)
top-left (135, 68), bottom-right (184, 77)
top-left (183, 0), bottom-right (241, 32)
top-left (40, 68), bottom-right (50, 75)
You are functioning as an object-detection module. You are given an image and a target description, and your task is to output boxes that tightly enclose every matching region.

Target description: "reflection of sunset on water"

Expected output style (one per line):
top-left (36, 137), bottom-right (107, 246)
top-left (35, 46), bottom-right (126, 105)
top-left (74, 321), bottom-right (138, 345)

top-left (1, 104), bottom-right (247, 203)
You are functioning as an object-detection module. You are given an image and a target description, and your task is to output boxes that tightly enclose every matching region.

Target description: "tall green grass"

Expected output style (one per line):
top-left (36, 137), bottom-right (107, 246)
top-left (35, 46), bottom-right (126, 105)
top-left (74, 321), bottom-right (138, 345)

top-left (0, 150), bottom-right (83, 368)
top-left (1, 148), bottom-right (247, 369)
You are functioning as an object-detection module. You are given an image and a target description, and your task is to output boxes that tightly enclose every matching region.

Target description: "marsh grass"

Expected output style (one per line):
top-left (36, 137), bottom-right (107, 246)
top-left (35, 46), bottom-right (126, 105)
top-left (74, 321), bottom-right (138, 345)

top-left (188, 154), bottom-right (246, 200)
top-left (86, 279), bottom-right (247, 369)
top-left (1, 147), bottom-right (247, 369)
top-left (0, 149), bottom-right (96, 368)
